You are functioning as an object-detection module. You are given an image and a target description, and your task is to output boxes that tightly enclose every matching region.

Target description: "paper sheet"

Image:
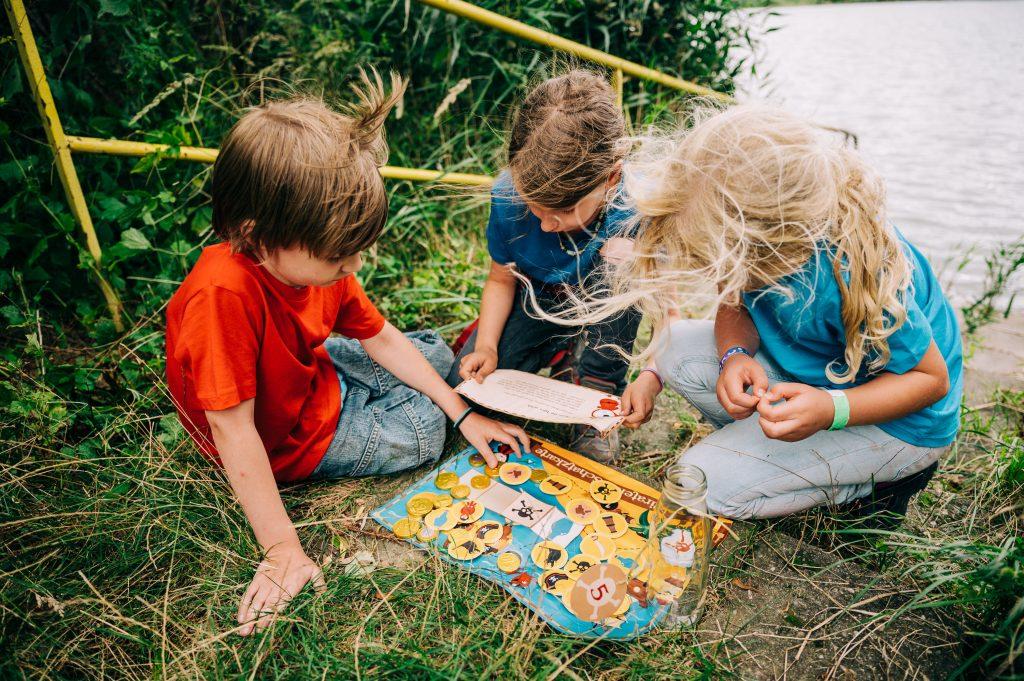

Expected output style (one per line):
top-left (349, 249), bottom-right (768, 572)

top-left (455, 369), bottom-right (624, 435)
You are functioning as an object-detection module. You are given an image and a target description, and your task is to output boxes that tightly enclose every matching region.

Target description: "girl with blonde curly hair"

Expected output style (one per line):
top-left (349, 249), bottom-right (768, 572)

top-left (576, 104), bottom-right (963, 523)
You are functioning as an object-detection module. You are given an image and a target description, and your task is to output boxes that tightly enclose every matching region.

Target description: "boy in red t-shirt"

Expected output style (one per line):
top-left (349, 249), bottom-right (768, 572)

top-left (165, 70), bottom-right (528, 635)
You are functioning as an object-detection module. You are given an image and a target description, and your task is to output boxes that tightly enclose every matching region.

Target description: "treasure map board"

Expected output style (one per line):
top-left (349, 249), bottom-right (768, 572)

top-left (371, 436), bottom-right (731, 640)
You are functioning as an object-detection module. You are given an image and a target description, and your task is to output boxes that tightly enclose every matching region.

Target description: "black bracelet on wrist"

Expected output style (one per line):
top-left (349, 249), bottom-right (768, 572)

top-left (453, 407), bottom-right (473, 429)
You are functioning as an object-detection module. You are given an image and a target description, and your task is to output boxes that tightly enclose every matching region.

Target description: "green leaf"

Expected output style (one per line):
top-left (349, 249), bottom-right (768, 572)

top-left (120, 228), bottom-right (152, 251)
top-left (98, 0), bottom-right (131, 17)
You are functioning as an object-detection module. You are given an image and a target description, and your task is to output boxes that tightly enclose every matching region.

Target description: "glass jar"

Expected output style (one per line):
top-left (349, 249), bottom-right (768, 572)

top-left (640, 463), bottom-right (711, 628)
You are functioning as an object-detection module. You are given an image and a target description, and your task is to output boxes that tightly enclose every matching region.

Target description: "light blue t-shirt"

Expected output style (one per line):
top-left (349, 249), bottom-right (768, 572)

top-left (742, 232), bottom-right (963, 448)
top-left (486, 172), bottom-right (635, 285)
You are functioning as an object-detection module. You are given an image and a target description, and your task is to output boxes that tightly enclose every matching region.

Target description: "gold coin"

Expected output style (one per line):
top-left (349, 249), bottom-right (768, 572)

top-left (406, 496), bottom-right (434, 517)
top-left (530, 468), bottom-right (549, 483)
top-left (452, 499), bottom-right (484, 524)
top-left (565, 553), bottom-right (602, 579)
top-left (470, 474), bottom-right (491, 490)
top-left (450, 484), bottom-right (471, 499)
top-left (581, 532), bottom-right (617, 560)
top-left (484, 465), bottom-right (501, 478)
top-left (433, 494), bottom-right (453, 508)
top-left (393, 517), bottom-right (420, 539)
top-left (448, 535), bottom-right (484, 561)
top-left (496, 551), bottom-right (522, 574)
top-left (471, 520), bottom-right (504, 544)
top-left (540, 569), bottom-right (573, 596)
top-left (531, 540), bottom-right (569, 570)
top-left (435, 471), bottom-right (459, 490)
top-left (424, 507), bottom-right (458, 531)
top-left (592, 511), bottom-right (628, 539)
top-left (589, 478), bottom-right (623, 504)
top-left (565, 498), bottom-right (601, 525)
top-left (469, 452), bottom-right (487, 467)
top-left (539, 474), bottom-right (574, 496)
top-left (498, 462), bottom-right (531, 486)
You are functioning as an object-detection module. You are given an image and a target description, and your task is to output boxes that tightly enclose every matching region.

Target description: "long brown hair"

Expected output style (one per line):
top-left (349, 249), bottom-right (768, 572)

top-left (506, 69), bottom-right (626, 209)
top-left (211, 68), bottom-right (406, 258)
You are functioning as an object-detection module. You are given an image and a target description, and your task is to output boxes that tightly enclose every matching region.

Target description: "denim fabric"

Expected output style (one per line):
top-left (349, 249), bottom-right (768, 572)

top-left (310, 330), bottom-right (454, 479)
top-left (656, 320), bottom-right (947, 519)
top-left (445, 283), bottom-right (641, 393)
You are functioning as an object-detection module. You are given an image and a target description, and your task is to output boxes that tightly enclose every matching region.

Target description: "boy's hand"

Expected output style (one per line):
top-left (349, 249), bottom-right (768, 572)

top-left (458, 348), bottom-right (498, 383)
top-left (459, 412), bottom-right (530, 467)
top-left (755, 382), bottom-right (834, 442)
top-left (620, 372), bottom-right (662, 428)
top-left (237, 541), bottom-right (325, 636)
top-left (716, 354), bottom-right (769, 420)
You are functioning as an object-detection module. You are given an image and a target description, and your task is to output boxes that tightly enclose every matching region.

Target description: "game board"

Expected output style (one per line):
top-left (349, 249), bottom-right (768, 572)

top-left (371, 436), bottom-right (731, 640)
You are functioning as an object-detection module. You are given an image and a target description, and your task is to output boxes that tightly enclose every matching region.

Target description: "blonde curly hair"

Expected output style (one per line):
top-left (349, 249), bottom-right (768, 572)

top-left (554, 103), bottom-right (913, 383)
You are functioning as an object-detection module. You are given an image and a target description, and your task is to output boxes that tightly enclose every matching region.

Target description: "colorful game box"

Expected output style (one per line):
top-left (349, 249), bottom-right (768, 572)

top-left (371, 436), bottom-right (731, 640)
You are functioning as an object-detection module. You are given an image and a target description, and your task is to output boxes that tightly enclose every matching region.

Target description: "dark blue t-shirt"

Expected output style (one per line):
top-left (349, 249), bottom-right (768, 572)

top-left (742, 231), bottom-right (963, 448)
top-left (486, 172), bottom-right (635, 285)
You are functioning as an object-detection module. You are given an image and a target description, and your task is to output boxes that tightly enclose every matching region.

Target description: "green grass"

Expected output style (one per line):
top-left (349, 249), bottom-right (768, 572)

top-left (3, 0), bottom-right (1023, 677)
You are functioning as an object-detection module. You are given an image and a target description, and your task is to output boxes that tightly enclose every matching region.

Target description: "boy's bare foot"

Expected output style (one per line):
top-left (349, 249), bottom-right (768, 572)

top-left (571, 425), bottom-right (620, 464)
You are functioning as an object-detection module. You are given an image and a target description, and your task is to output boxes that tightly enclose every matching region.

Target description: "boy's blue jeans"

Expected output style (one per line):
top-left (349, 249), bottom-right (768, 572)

top-left (658, 320), bottom-right (947, 519)
top-left (310, 330), bottom-right (453, 479)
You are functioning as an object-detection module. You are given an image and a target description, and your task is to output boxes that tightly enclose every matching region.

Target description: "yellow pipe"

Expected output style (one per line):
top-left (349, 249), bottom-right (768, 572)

top-left (612, 68), bottom-right (624, 109)
top-left (417, 0), bottom-right (732, 102)
top-left (66, 136), bottom-right (495, 186)
top-left (4, 0), bottom-right (123, 330)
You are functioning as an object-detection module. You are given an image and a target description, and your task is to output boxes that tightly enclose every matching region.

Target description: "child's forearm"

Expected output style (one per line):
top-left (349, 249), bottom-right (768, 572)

top-left (361, 323), bottom-right (470, 420)
top-left (843, 341), bottom-right (950, 426)
top-left (714, 303), bottom-right (760, 357)
top-left (206, 401), bottom-right (301, 553)
top-left (475, 266), bottom-right (517, 352)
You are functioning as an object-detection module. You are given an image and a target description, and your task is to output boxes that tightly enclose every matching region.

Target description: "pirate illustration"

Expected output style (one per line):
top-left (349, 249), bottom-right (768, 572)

top-left (543, 546), bottom-right (564, 567)
top-left (660, 528), bottom-right (696, 568)
top-left (542, 571), bottom-right (569, 591)
top-left (592, 481), bottom-right (616, 502)
top-left (627, 578), bottom-right (650, 608)
top-left (568, 558), bottom-right (595, 576)
top-left (457, 500), bottom-right (479, 523)
top-left (512, 499), bottom-right (540, 521)
top-left (591, 397), bottom-right (621, 419)
top-left (510, 572), bottom-right (533, 587)
top-left (572, 502), bottom-right (594, 520)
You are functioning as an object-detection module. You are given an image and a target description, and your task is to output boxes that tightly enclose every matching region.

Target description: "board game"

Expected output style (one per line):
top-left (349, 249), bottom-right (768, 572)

top-left (371, 436), bottom-right (731, 640)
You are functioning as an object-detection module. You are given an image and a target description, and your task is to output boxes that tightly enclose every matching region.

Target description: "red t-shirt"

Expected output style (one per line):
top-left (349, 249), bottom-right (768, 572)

top-left (165, 243), bottom-right (386, 482)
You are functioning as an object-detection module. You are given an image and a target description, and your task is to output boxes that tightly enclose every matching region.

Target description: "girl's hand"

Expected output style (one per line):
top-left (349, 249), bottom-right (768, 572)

top-left (237, 541), bottom-right (325, 636)
top-left (458, 348), bottom-right (498, 383)
top-left (755, 382), bottom-right (835, 442)
top-left (716, 354), bottom-right (769, 420)
top-left (620, 371), bottom-right (663, 428)
top-left (459, 412), bottom-right (530, 467)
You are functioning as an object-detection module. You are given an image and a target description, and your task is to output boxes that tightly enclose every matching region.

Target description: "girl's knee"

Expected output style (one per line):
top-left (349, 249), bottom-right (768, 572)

top-left (658, 320), bottom-right (719, 396)
top-left (677, 443), bottom-right (761, 519)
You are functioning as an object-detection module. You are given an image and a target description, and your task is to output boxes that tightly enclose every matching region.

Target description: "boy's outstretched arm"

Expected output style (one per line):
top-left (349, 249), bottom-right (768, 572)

top-left (205, 400), bottom-right (324, 636)
top-left (360, 322), bottom-right (530, 466)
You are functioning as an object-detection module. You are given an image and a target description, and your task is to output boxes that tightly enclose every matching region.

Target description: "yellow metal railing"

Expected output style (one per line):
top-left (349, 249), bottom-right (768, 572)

top-left (6, 0), bottom-right (730, 330)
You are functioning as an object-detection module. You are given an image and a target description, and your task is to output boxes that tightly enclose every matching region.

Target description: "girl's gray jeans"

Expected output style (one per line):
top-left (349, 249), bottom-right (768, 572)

top-left (656, 320), bottom-right (947, 519)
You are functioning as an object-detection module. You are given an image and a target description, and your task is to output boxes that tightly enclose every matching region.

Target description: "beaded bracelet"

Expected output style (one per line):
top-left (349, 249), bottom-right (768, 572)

top-left (718, 346), bottom-right (750, 372)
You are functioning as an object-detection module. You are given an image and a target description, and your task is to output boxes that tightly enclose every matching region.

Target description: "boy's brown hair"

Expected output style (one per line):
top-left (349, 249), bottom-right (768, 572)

top-left (506, 69), bottom-right (626, 210)
top-left (211, 68), bottom-right (406, 258)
